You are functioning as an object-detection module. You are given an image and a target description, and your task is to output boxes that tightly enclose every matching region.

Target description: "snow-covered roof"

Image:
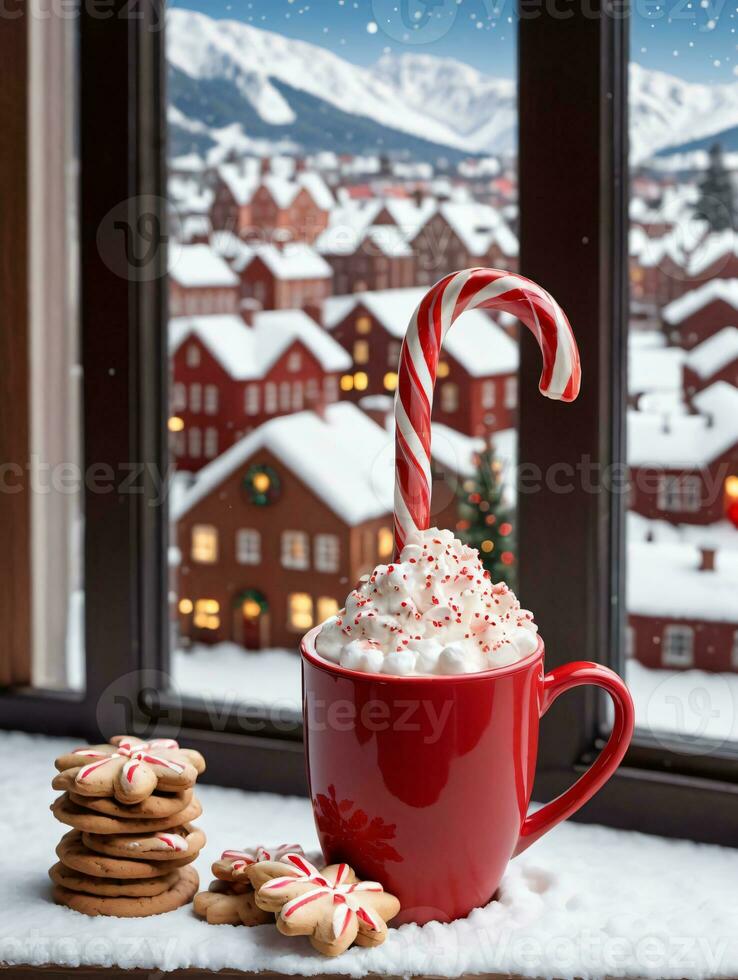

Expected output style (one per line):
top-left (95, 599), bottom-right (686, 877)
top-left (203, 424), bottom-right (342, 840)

top-left (627, 511), bottom-right (738, 554)
top-left (210, 230), bottom-right (254, 265)
top-left (381, 198), bottom-right (436, 238)
top-left (662, 279), bottom-right (738, 325)
top-left (315, 218), bottom-right (412, 258)
top-left (628, 381), bottom-right (738, 467)
top-left (364, 225), bottom-right (413, 257)
top-left (687, 230), bottom-right (737, 278)
top-left (218, 162), bottom-right (260, 205)
top-left (627, 541), bottom-right (738, 623)
top-left (169, 310), bottom-right (350, 380)
top-left (325, 288), bottom-right (519, 377)
top-left (169, 244), bottom-right (239, 288)
top-left (262, 172), bottom-right (333, 211)
top-left (628, 341), bottom-right (685, 395)
top-left (237, 243), bottom-right (332, 280)
top-left (684, 327), bottom-right (738, 379)
top-left (173, 402), bottom-right (393, 527)
top-left (438, 202), bottom-right (498, 256)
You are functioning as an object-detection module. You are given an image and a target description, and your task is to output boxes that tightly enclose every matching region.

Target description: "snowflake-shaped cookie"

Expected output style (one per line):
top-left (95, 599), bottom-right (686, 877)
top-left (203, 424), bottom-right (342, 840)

top-left (54, 736), bottom-right (205, 804)
top-left (212, 843), bottom-right (304, 885)
top-left (249, 852), bottom-right (401, 957)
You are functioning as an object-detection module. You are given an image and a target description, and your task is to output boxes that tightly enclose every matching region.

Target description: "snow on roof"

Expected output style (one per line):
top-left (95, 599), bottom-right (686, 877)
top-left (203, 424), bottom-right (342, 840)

top-left (210, 230), bottom-right (254, 265)
top-left (662, 279), bottom-right (738, 325)
top-left (684, 327), bottom-right (738, 379)
top-left (381, 198), bottom-right (436, 238)
top-left (438, 201), bottom-right (499, 256)
top-left (169, 310), bottom-right (350, 380)
top-left (173, 402), bottom-right (393, 526)
top-left (627, 540), bottom-right (738, 623)
top-left (627, 511), bottom-right (738, 553)
top-left (218, 162), bottom-right (260, 205)
top-left (169, 244), bottom-right (239, 288)
top-left (297, 172), bottom-right (334, 211)
top-left (687, 230), bottom-right (737, 278)
top-left (364, 225), bottom-right (413, 257)
top-left (262, 172), bottom-right (333, 212)
top-left (326, 288), bottom-right (519, 377)
top-left (628, 381), bottom-right (738, 467)
top-left (237, 242), bottom-right (332, 280)
top-left (628, 342), bottom-right (685, 395)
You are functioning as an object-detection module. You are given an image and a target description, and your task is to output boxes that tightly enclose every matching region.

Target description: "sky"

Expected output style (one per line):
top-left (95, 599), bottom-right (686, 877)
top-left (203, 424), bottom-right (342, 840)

top-left (170, 0), bottom-right (738, 82)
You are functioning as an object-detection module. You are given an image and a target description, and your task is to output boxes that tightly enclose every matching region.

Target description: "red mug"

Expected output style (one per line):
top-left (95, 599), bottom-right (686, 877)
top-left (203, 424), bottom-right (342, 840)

top-left (301, 626), bottom-right (634, 926)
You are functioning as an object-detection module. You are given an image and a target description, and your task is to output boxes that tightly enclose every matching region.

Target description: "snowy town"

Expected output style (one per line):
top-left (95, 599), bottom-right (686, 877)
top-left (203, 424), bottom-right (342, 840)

top-left (166, 137), bottom-right (738, 716)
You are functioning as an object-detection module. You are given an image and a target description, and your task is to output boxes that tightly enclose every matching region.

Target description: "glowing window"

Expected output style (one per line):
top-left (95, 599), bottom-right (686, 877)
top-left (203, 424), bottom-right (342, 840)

top-left (282, 530), bottom-right (310, 570)
top-left (353, 339), bottom-right (369, 364)
top-left (317, 596), bottom-right (339, 622)
top-left (377, 526), bottom-right (394, 559)
top-left (193, 598), bottom-right (220, 631)
top-left (287, 593), bottom-right (313, 631)
top-left (191, 524), bottom-right (218, 564)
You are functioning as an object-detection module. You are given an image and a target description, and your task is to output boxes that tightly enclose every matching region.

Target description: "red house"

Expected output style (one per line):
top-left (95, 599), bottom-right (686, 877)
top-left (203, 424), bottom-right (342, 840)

top-left (317, 223), bottom-right (415, 294)
top-left (169, 309), bottom-right (351, 471)
top-left (628, 382), bottom-right (738, 526)
top-left (249, 173), bottom-right (332, 244)
top-left (324, 287), bottom-right (519, 438)
top-left (662, 280), bottom-right (738, 350)
top-left (687, 231), bottom-right (738, 284)
top-left (172, 403), bottom-right (394, 650)
top-left (628, 541), bottom-right (738, 672)
top-left (236, 243), bottom-right (333, 313)
top-left (683, 327), bottom-right (738, 398)
top-left (169, 244), bottom-right (240, 316)
top-left (210, 162), bottom-right (259, 236)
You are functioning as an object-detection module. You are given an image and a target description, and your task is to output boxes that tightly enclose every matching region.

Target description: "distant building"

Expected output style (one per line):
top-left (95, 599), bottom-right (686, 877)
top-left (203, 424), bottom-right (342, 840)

top-left (169, 244), bottom-right (240, 317)
top-left (317, 223), bottom-right (415, 294)
top-left (169, 310), bottom-right (350, 471)
top-left (324, 287), bottom-right (519, 438)
top-left (173, 403), bottom-right (394, 650)
top-left (662, 279), bottom-right (738, 350)
top-left (236, 243), bottom-right (333, 314)
top-left (628, 541), bottom-right (738, 672)
top-left (683, 327), bottom-right (738, 398)
top-left (628, 382), bottom-right (738, 526)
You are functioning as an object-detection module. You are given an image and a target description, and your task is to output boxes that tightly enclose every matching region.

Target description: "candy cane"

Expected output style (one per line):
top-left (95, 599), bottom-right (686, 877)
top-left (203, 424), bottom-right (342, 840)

top-left (394, 268), bottom-right (581, 555)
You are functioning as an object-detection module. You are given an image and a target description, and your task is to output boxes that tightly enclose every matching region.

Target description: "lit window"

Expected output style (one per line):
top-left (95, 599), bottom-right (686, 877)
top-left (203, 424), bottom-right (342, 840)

top-left (354, 339), bottom-right (369, 364)
top-left (440, 382), bottom-right (459, 413)
top-left (168, 415), bottom-right (184, 432)
top-left (204, 427), bottom-right (218, 458)
top-left (236, 528), bottom-right (260, 565)
top-left (292, 381), bottom-right (304, 410)
top-left (356, 315), bottom-right (371, 334)
top-left (193, 598), bottom-right (220, 631)
top-left (377, 526), bottom-right (394, 558)
top-left (281, 530), bottom-right (310, 570)
top-left (189, 382), bottom-right (202, 413)
top-left (437, 361), bottom-right (450, 378)
top-left (340, 374), bottom-right (353, 392)
top-left (504, 376), bottom-right (518, 409)
top-left (482, 380), bottom-right (496, 409)
top-left (188, 426), bottom-right (202, 458)
top-left (245, 384), bottom-right (260, 416)
top-left (287, 350), bottom-right (302, 372)
top-left (662, 625), bottom-right (694, 668)
top-left (191, 524), bottom-right (218, 564)
top-left (204, 384), bottom-right (219, 415)
top-left (287, 592), bottom-right (313, 631)
top-left (353, 371), bottom-right (368, 391)
top-left (317, 596), bottom-right (339, 622)
top-left (314, 534), bottom-right (340, 572)
top-left (178, 598), bottom-right (193, 615)
top-left (172, 382), bottom-right (186, 411)
top-left (383, 372), bottom-right (397, 391)
top-left (264, 383), bottom-right (277, 414)
top-left (280, 381), bottom-right (291, 411)
top-left (186, 343), bottom-right (200, 368)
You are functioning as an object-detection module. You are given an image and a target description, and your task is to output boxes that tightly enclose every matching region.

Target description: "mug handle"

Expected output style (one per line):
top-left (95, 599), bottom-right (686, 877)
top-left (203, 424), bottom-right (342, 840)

top-left (513, 660), bottom-right (635, 857)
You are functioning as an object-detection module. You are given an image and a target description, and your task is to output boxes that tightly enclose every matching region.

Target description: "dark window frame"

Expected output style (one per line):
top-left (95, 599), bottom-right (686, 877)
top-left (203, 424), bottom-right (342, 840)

top-left (2, 0), bottom-right (737, 840)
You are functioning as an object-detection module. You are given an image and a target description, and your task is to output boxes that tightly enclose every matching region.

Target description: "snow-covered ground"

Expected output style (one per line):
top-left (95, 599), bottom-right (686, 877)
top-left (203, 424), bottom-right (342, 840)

top-left (4, 728), bottom-right (738, 978)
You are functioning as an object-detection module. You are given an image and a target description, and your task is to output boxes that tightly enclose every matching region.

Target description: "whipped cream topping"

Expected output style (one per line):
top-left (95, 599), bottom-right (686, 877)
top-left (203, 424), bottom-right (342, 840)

top-left (315, 527), bottom-right (539, 676)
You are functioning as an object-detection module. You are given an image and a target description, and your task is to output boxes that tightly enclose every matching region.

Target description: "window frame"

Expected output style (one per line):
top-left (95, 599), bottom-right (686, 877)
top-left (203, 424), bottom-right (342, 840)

top-left (2, 0), bottom-right (738, 834)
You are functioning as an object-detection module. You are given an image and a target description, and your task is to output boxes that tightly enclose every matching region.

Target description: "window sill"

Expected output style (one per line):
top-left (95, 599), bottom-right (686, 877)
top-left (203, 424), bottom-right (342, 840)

top-left (3, 730), bottom-right (737, 980)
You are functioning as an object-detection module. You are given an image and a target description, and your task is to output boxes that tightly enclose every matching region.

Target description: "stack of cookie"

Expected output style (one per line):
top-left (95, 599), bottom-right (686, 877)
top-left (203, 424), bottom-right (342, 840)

top-left (49, 735), bottom-right (206, 917)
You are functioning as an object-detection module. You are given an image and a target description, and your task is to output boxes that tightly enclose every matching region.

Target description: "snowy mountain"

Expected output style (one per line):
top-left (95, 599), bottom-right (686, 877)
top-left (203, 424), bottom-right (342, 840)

top-left (167, 9), bottom-right (738, 164)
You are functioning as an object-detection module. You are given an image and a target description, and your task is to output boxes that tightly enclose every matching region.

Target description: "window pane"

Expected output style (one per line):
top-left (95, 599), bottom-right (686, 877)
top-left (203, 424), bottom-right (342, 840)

top-left (626, 19), bottom-right (738, 751)
top-left (166, 1), bottom-right (519, 719)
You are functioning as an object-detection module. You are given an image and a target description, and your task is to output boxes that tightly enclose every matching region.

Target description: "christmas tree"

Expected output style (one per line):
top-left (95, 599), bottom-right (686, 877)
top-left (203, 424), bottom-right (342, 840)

top-left (695, 143), bottom-right (735, 233)
top-left (456, 443), bottom-right (516, 587)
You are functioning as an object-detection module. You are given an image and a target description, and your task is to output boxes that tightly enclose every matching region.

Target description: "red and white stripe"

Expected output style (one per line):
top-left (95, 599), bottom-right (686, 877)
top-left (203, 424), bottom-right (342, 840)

top-left (394, 267), bottom-right (581, 554)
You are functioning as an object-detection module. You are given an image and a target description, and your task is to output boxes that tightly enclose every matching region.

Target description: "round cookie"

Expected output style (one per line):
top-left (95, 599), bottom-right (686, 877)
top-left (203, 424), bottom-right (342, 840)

top-left (52, 864), bottom-right (199, 917)
top-left (49, 862), bottom-right (179, 897)
top-left (194, 880), bottom-right (272, 926)
top-left (63, 784), bottom-right (193, 818)
top-left (82, 823), bottom-right (206, 862)
top-left (51, 793), bottom-right (202, 834)
top-left (57, 830), bottom-right (195, 879)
